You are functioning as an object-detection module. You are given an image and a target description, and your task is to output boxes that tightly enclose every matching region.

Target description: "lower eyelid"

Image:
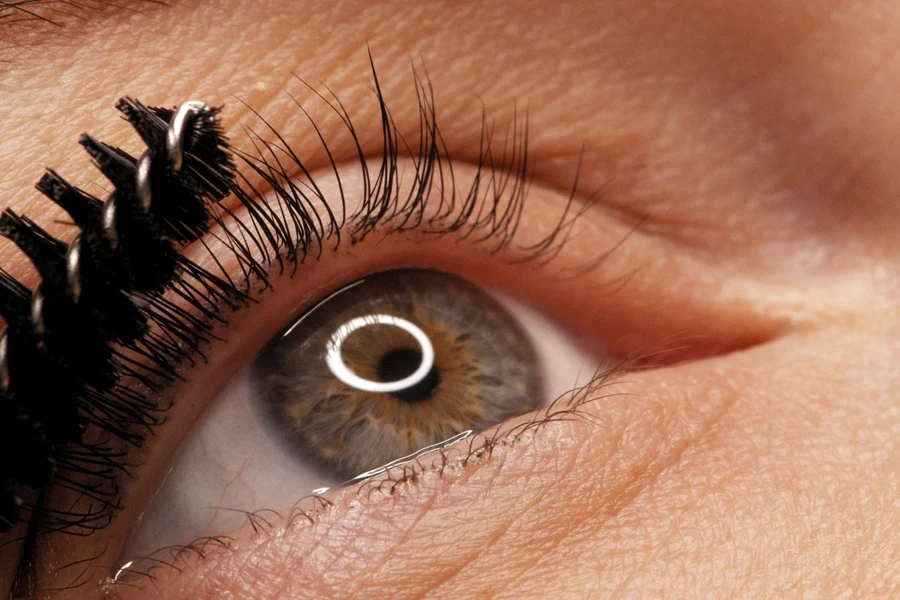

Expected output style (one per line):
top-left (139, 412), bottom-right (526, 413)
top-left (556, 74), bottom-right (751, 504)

top-left (103, 345), bottom-right (748, 599)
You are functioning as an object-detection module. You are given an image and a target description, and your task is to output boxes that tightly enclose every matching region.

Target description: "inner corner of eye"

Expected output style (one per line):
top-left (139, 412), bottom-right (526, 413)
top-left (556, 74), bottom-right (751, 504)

top-left (125, 269), bottom-right (599, 558)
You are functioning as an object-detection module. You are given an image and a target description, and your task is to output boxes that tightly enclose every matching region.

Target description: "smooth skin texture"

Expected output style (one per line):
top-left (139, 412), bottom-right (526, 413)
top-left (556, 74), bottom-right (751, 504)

top-left (1, 0), bottom-right (899, 598)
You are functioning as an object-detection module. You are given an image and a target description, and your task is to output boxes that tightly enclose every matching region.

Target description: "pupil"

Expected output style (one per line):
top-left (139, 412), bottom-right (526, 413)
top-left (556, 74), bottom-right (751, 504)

top-left (376, 347), bottom-right (440, 402)
top-left (376, 347), bottom-right (421, 381)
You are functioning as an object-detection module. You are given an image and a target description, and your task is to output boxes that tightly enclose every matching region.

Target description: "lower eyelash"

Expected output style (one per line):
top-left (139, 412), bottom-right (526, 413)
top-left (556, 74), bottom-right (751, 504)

top-left (0, 55), bottom-right (585, 541)
top-left (108, 366), bottom-right (622, 587)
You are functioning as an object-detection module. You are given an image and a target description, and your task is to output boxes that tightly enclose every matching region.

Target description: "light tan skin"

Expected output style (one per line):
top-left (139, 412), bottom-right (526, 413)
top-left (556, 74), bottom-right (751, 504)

top-left (1, 0), bottom-right (899, 598)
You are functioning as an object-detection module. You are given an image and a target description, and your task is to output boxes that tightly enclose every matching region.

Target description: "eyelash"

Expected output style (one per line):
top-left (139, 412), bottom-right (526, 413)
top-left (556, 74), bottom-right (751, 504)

top-left (0, 58), bottom-right (587, 542)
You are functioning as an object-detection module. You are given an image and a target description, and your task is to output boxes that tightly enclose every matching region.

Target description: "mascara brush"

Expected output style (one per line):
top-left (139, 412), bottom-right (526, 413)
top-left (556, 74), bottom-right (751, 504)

top-left (0, 99), bottom-right (238, 534)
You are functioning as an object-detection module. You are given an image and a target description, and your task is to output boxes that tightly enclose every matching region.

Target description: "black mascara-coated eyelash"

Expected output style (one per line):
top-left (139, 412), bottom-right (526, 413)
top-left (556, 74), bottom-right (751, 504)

top-left (0, 59), bottom-right (581, 538)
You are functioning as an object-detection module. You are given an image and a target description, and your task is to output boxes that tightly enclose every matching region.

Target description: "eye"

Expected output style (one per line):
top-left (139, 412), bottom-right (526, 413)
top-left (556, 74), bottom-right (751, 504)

top-left (124, 268), bottom-right (601, 558)
top-left (13, 65), bottom-right (776, 594)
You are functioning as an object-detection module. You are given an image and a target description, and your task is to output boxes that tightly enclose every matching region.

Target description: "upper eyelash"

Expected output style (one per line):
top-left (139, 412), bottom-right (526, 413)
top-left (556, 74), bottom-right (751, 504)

top-left (0, 56), bottom-right (583, 541)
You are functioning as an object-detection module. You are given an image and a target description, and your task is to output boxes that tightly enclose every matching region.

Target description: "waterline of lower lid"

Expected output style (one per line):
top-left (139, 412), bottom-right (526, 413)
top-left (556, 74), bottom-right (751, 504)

top-left (342, 428), bottom-right (474, 486)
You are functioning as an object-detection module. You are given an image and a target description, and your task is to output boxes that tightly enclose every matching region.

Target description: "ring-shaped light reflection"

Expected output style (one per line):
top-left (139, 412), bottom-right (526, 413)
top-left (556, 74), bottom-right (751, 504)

top-left (325, 314), bottom-right (435, 393)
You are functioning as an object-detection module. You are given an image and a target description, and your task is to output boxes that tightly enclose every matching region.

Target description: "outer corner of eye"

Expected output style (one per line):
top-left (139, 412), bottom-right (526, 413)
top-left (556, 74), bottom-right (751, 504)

top-left (122, 268), bottom-right (602, 560)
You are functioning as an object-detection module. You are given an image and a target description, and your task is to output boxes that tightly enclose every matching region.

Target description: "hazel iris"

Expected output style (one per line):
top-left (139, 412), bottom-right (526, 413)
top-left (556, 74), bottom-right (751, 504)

top-left (252, 269), bottom-right (543, 479)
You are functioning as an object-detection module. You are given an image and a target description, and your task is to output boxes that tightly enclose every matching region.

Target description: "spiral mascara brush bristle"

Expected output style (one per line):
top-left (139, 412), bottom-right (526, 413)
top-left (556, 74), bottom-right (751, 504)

top-left (0, 99), bottom-right (236, 534)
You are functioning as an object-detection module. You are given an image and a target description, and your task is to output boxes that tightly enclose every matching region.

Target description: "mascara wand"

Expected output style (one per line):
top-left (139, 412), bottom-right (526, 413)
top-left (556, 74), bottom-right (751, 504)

top-left (0, 99), bottom-right (237, 534)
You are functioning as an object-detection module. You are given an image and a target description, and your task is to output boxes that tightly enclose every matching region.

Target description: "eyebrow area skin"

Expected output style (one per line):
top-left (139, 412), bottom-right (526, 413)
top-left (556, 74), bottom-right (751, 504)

top-left (1, 0), bottom-right (66, 28)
top-left (1, 0), bottom-right (899, 598)
top-left (0, 0), bottom-right (167, 57)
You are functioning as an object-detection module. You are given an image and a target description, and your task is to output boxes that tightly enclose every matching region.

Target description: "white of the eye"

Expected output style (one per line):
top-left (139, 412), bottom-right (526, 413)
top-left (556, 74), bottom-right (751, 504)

top-left (325, 314), bottom-right (435, 393)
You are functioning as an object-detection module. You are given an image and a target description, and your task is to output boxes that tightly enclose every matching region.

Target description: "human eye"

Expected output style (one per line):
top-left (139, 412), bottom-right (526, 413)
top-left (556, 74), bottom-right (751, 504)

top-left (0, 59), bottom-right (780, 599)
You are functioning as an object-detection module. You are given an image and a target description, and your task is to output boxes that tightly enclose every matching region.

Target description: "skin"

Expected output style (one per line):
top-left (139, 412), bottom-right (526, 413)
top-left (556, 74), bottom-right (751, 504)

top-left (1, 0), bottom-right (899, 597)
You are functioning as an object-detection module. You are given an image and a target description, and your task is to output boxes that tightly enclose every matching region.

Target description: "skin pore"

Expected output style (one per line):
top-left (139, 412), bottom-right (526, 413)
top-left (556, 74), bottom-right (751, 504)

top-left (1, 0), bottom-right (899, 598)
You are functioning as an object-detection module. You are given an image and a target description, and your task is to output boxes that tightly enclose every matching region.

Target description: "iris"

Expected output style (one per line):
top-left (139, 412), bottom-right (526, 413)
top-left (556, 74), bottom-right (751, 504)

top-left (252, 270), bottom-right (543, 479)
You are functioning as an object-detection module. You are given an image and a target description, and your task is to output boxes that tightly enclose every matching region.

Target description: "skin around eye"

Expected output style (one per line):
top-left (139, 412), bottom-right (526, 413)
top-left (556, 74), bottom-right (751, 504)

top-left (17, 134), bottom-right (787, 597)
top-left (7, 126), bottom-right (857, 597)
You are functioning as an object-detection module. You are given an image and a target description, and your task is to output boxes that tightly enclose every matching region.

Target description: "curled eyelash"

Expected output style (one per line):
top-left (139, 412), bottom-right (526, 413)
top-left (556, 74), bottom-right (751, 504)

top-left (0, 57), bottom-right (587, 540)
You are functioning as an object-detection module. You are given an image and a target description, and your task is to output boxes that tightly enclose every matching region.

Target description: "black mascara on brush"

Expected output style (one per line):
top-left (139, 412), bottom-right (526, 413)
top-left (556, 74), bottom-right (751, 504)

top-left (0, 99), bottom-right (239, 535)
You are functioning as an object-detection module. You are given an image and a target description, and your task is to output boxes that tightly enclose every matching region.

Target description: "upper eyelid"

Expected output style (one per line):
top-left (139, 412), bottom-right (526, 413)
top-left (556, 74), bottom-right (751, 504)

top-left (227, 71), bottom-right (602, 215)
top-left (206, 70), bottom-right (585, 275)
